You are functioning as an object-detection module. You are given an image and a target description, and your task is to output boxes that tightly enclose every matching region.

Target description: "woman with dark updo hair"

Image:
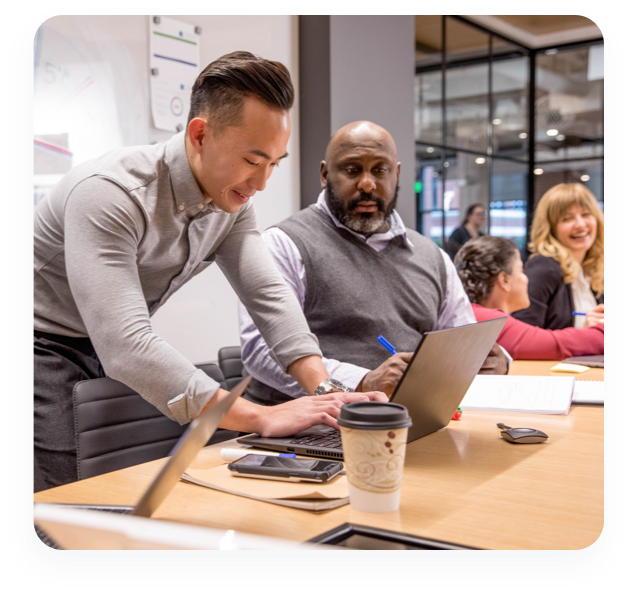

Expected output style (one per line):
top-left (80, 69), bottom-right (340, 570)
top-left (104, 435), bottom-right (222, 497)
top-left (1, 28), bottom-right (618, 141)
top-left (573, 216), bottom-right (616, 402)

top-left (454, 236), bottom-right (603, 360)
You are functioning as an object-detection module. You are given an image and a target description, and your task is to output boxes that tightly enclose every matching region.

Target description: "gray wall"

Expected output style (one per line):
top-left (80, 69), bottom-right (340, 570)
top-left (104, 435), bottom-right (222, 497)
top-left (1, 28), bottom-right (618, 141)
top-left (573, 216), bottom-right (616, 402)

top-left (299, 16), bottom-right (416, 228)
top-left (298, 16), bottom-right (331, 208)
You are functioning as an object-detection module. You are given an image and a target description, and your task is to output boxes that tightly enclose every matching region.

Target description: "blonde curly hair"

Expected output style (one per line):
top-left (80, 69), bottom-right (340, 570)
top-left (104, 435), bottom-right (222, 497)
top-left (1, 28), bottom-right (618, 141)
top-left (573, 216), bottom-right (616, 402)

top-left (529, 183), bottom-right (604, 297)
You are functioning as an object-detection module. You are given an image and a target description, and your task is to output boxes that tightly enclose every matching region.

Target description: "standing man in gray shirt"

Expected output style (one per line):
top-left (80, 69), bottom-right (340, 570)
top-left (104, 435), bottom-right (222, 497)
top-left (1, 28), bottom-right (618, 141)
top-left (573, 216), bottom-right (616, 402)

top-left (34, 52), bottom-right (385, 490)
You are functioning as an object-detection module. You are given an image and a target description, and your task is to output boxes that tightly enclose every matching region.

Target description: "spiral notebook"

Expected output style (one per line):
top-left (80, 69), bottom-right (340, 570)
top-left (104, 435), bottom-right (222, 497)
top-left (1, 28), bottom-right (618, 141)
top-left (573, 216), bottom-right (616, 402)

top-left (460, 375), bottom-right (576, 415)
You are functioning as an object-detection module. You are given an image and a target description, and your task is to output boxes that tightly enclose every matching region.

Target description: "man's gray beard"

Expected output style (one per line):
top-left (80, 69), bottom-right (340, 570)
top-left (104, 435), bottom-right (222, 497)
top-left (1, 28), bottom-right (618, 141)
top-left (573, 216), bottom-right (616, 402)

top-left (326, 179), bottom-right (399, 236)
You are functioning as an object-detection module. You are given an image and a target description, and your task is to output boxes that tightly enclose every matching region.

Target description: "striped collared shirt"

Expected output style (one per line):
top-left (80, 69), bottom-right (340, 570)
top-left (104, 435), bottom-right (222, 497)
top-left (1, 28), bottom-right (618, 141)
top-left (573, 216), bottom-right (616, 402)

top-left (238, 190), bottom-right (479, 397)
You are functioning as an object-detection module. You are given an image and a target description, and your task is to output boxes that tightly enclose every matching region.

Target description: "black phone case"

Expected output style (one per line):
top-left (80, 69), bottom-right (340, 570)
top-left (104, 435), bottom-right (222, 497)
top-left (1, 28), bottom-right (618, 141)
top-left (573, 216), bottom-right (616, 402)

top-left (228, 456), bottom-right (342, 482)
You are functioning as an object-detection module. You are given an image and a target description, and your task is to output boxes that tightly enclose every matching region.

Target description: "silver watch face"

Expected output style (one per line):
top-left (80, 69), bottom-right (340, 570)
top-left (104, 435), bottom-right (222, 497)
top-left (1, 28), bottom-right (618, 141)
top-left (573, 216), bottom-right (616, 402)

top-left (314, 378), bottom-right (349, 395)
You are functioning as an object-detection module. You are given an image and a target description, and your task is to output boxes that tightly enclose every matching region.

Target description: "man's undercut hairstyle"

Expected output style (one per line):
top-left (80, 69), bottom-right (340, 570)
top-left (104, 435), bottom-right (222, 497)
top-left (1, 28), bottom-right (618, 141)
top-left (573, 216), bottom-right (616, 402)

top-left (187, 51), bottom-right (294, 135)
top-left (454, 236), bottom-right (519, 305)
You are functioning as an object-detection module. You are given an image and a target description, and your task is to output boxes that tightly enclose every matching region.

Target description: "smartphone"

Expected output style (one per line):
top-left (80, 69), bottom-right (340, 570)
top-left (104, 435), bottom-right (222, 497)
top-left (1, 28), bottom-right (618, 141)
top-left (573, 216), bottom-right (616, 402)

top-left (228, 454), bottom-right (343, 483)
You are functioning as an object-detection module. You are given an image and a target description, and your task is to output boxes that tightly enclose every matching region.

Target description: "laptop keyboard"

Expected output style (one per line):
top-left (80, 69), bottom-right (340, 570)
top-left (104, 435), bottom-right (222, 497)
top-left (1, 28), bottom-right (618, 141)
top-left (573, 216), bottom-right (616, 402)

top-left (290, 429), bottom-right (342, 449)
top-left (35, 524), bottom-right (63, 549)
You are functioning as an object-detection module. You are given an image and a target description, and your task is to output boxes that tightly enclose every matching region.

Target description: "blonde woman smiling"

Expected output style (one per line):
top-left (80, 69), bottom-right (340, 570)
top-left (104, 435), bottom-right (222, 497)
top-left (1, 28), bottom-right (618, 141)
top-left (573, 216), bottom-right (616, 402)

top-left (513, 183), bottom-right (604, 330)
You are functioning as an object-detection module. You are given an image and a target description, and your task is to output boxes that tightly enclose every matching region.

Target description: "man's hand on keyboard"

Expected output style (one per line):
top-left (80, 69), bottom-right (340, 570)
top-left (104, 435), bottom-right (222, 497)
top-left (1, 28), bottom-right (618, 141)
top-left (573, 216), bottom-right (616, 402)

top-left (255, 391), bottom-right (387, 438)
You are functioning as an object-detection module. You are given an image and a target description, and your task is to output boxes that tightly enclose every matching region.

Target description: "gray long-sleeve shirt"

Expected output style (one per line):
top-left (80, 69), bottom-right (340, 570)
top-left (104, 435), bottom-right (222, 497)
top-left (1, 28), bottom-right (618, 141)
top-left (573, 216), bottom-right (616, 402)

top-left (34, 131), bottom-right (321, 424)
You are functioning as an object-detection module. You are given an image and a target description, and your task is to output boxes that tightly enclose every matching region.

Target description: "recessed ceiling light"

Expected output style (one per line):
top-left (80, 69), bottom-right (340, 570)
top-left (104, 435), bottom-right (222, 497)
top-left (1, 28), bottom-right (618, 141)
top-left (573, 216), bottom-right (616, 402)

top-left (492, 118), bottom-right (501, 125)
top-left (475, 157), bottom-right (486, 164)
top-left (426, 147), bottom-right (435, 153)
top-left (580, 174), bottom-right (590, 182)
top-left (534, 168), bottom-right (544, 175)
top-left (556, 134), bottom-right (566, 141)
top-left (546, 129), bottom-right (559, 136)
top-left (443, 162), bottom-right (449, 168)
top-left (519, 132), bottom-right (528, 139)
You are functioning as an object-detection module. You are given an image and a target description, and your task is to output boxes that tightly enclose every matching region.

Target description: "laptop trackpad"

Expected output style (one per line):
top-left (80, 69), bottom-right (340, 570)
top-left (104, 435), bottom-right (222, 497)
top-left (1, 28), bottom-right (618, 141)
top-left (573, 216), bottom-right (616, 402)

top-left (291, 424), bottom-right (333, 438)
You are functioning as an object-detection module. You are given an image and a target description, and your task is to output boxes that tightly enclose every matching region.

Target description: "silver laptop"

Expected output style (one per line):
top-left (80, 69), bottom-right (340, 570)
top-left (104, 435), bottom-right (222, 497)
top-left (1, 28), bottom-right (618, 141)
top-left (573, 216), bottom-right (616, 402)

top-left (562, 354), bottom-right (604, 368)
top-left (35, 376), bottom-right (251, 547)
top-left (238, 318), bottom-right (507, 459)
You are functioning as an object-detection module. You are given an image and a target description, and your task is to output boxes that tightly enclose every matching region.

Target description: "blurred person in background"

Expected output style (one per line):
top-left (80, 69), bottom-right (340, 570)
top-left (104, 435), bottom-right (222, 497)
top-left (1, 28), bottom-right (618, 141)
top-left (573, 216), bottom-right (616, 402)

top-left (446, 203), bottom-right (486, 260)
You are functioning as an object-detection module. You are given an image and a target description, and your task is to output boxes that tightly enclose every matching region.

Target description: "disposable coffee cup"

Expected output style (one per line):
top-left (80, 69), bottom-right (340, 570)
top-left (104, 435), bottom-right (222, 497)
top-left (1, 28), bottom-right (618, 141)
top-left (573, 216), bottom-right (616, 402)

top-left (338, 402), bottom-right (412, 513)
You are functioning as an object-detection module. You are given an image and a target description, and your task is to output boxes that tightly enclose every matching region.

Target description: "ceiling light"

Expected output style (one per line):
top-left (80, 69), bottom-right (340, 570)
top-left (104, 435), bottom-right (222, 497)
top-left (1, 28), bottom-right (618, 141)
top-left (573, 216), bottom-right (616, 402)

top-left (519, 132), bottom-right (528, 139)
top-left (426, 147), bottom-right (435, 153)
top-left (546, 129), bottom-right (559, 136)
top-left (492, 118), bottom-right (501, 125)
top-left (443, 162), bottom-right (449, 168)
top-left (534, 168), bottom-right (544, 175)
top-left (580, 174), bottom-right (590, 182)
top-left (556, 134), bottom-right (566, 141)
top-left (475, 157), bottom-right (486, 164)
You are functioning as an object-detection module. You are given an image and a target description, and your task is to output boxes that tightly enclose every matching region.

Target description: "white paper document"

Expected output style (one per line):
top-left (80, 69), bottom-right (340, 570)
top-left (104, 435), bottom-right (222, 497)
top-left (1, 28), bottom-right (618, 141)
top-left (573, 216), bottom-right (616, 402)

top-left (460, 375), bottom-right (575, 415)
top-left (572, 381), bottom-right (604, 405)
top-left (149, 16), bottom-right (201, 132)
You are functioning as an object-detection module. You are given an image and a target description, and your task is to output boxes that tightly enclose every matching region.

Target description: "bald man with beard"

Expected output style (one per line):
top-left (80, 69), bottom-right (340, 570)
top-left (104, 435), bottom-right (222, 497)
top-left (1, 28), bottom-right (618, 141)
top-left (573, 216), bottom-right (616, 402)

top-left (239, 121), bottom-right (509, 405)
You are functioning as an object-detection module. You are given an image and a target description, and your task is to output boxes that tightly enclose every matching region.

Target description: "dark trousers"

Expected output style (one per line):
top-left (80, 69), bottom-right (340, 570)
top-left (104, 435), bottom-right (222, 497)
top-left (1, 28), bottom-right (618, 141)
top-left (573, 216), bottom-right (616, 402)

top-left (34, 331), bottom-right (105, 491)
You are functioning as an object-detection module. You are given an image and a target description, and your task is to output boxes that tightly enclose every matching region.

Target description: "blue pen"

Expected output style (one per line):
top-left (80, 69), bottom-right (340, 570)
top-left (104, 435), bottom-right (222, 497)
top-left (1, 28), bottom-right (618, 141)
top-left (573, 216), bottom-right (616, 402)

top-left (572, 311), bottom-right (587, 316)
top-left (377, 335), bottom-right (397, 355)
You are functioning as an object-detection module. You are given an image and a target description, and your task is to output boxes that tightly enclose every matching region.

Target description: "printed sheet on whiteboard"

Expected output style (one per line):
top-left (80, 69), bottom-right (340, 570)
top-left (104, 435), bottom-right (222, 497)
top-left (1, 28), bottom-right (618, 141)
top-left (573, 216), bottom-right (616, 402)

top-left (149, 16), bottom-right (201, 132)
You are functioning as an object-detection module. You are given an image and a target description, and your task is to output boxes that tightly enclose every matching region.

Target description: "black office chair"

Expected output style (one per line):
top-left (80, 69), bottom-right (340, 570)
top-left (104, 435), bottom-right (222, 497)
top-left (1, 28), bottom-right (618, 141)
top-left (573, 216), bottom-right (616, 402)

top-left (218, 346), bottom-right (246, 390)
top-left (73, 363), bottom-right (240, 480)
top-left (34, 454), bottom-right (47, 493)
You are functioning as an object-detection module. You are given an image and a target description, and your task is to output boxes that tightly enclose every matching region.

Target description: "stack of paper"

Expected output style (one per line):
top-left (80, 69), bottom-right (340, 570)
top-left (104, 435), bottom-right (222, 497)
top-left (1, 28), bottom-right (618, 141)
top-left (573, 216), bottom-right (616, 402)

top-left (572, 381), bottom-right (604, 405)
top-left (460, 375), bottom-right (575, 415)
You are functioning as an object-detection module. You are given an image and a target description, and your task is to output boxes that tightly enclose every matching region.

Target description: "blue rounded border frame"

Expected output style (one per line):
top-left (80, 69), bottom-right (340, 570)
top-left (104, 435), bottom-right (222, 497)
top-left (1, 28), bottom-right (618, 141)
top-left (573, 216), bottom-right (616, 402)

top-left (7, 9), bottom-right (623, 586)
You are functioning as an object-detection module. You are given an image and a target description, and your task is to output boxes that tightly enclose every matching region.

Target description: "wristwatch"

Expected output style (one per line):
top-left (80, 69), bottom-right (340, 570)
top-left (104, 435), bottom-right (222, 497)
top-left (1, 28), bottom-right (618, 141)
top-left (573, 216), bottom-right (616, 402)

top-left (313, 378), bottom-right (350, 395)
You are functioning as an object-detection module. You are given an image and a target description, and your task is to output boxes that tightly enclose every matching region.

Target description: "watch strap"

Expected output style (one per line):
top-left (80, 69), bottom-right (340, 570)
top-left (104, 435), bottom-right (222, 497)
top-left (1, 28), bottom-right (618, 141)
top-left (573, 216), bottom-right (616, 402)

top-left (314, 378), bottom-right (350, 395)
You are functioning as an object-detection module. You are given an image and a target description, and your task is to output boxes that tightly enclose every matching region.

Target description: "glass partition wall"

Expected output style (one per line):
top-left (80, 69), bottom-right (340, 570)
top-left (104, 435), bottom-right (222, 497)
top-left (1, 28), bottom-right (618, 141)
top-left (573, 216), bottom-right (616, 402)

top-left (415, 16), bottom-right (603, 258)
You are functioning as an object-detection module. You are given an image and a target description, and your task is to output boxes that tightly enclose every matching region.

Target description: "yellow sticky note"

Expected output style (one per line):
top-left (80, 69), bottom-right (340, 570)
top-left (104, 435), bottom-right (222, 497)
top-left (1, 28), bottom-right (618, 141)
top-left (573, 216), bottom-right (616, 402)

top-left (550, 363), bottom-right (590, 374)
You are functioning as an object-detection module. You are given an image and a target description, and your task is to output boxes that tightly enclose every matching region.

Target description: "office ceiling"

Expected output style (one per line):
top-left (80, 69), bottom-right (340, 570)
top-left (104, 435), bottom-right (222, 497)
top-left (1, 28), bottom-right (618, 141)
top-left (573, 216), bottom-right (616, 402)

top-left (415, 15), bottom-right (602, 60)
top-left (492, 15), bottom-right (596, 36)
top-left (471, 15), bottom-right (602, 47)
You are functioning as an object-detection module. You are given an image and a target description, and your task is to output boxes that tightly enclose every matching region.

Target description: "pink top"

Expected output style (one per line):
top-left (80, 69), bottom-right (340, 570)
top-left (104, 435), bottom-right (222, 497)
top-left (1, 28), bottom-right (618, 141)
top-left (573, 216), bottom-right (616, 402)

top-left (472, 303), bottom-right (604, 360)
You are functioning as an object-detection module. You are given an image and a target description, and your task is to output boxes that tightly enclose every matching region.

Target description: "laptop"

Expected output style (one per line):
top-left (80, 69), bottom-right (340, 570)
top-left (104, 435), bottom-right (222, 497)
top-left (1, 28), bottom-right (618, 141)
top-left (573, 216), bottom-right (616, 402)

top-left (237, 318), bottom-right (507, 459)
top-left (34, 501), bottom-right (331, 550)
top-left (35, 376), bottom-right (251, 548)
top-left (562, 354), bottom-right (604, 368)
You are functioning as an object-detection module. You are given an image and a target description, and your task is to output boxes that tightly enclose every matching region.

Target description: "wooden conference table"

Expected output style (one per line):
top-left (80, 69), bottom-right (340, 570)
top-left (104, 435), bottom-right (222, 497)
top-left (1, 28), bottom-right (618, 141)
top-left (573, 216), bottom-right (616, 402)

top-left (35, 360), bottom-right (604, 550)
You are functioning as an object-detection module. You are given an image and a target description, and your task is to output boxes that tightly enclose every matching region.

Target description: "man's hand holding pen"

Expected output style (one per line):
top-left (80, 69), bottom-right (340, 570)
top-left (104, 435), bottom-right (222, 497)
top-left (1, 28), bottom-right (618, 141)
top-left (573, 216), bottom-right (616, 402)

top-left (360, 334), bottom-right (509, 395)
top-left (356, 352), bottom-right (413, 397)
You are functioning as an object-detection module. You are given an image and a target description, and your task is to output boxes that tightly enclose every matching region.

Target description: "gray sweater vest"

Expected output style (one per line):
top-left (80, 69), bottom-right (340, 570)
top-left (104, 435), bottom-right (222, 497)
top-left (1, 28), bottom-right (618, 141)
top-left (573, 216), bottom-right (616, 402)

top-left (245, 205), bottom-right (447, 405)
